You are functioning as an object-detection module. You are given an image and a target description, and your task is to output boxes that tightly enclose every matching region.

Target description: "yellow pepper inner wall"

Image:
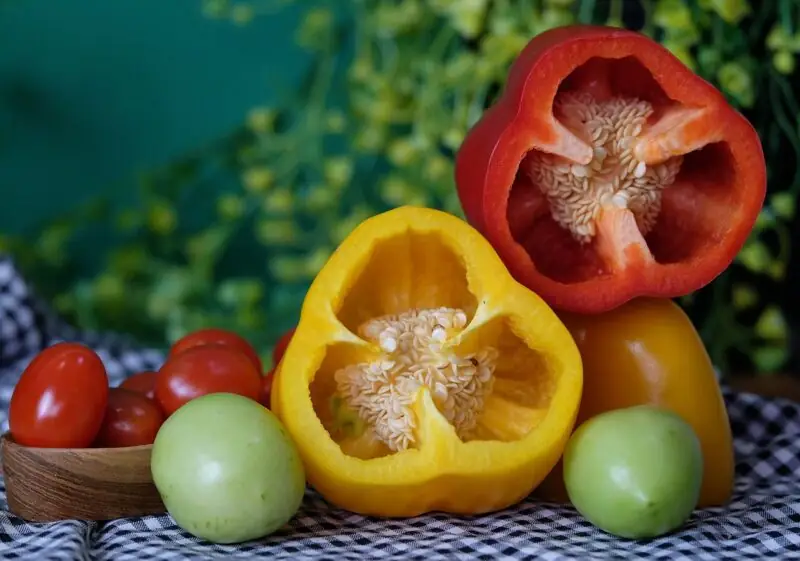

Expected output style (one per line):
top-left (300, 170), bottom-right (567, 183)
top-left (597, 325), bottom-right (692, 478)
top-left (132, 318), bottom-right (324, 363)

top-left (305, 230), bottom-right (561, 460)
top-left (336, 231), bottom-right (479, 330)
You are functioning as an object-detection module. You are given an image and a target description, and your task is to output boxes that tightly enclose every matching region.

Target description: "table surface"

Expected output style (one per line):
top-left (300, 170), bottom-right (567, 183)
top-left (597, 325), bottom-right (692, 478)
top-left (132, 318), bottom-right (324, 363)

top-left (729, 375), bottom-right (800, 402)
top-left (1, 255), bottom-right (800, 560)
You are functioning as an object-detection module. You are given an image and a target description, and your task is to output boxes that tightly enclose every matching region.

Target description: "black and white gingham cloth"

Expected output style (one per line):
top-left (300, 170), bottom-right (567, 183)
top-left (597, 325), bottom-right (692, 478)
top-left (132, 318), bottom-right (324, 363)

top-left (1, 254), bottom-right (799, 560)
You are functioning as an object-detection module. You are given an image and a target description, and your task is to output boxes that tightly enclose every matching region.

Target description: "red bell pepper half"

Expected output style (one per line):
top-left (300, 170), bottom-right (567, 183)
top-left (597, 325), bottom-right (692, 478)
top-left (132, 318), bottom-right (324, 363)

top-left (455, 25), bottom-right (766, 314)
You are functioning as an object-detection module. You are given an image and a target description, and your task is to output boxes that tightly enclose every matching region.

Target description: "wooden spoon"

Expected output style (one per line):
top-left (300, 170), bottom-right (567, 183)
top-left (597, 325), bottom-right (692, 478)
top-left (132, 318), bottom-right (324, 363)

top-left (1, 433), bottom-right (166, 522)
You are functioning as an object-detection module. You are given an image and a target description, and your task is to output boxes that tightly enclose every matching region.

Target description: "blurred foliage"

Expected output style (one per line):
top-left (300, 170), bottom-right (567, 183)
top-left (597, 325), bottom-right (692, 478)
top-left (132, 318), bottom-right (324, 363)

top-left (2, 0), bottom-right (799, 374)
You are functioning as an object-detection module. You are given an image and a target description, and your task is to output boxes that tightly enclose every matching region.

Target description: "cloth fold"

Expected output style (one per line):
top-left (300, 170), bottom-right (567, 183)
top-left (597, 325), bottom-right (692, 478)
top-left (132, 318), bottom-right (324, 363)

top-left (1, 255), bottom-right (798, 560)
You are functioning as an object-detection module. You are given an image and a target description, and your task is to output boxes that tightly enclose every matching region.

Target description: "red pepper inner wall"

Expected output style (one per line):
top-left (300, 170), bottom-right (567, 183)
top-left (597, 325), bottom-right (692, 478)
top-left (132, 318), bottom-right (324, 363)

top-left (506, 56), bottom-right (737, 285)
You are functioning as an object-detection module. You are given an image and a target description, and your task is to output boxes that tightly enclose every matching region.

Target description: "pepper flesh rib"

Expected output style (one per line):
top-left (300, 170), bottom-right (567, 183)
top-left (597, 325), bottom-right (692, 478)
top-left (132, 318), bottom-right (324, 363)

top-left (333, 307), bottom-right (498, 452)
top-left (634, 106), bottom-right (718, 165)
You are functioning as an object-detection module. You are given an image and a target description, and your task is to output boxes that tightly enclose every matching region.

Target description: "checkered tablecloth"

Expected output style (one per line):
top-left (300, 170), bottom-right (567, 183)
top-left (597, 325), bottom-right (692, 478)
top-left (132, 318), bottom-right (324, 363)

top-left (1, 254), bottom-right (799, 560)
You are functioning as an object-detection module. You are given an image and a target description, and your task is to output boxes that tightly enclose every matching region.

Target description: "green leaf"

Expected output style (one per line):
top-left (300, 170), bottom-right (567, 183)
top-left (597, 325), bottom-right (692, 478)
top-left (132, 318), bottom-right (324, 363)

top-left (755, 306), bottom-right (788, 341)
top-left (732, 284), bottom-right (759, 310)
top-left (201, 0), bottom-right (228, 19)
top-left (36, 224), bottom-right (72, 265)
top-left (768, 262), bottom-right (787, 281)
top-left (242, 167), bottom-right (274, 193)
top-left (303, 247), bottom-right (333, 277)
top-left (146, 200), bottom-right (177, 235)
top-left (217, 278), bottom-right (264, 308)
top-left (717, 61), bottom-right (755, 108)
top-left (216, 194), bottom-right (246, 221)
top-left (256, 218), bottom-right (300, 246)
top-left (324, 110), bottom-right (347, 133)
top-left (269, 255), bottom-right (310, 284)
top-left (773, 50), bottom-right (796, 75)
top-left (771, 192), bottom-right (796, 219)
top-left (186, 227), bottom-right (232, 270)
top-left (736, 240), bottom-right (771, 273)
top-left (109, 246), bottom-right (150, 277)
top-left (654, 0), bottom-right (697, 34)
top-left (231, 4), bottom-right (254, 25)
top-left (115, 209), bottom-right (143, 232)
top-left (702, 0), bottom-right (751, 25)
top-left (754, 208), bottom-right (777, 230)
top-left (323, 157), bottom-right (354, 188)
top-left (262, 188), bottom-right (295, 214)
top-left (697, 47), bottom-right (723, 75)
top-left (752, 344), bottom-right (789, 373)
top-left (246, 107), bottom-right (276, 133)
top-left (766, 25), bottom-right (791, 51)
top-left (444, 0), bottom-right (488, 39)
top-left (296, 7), bottom-right (333, 49)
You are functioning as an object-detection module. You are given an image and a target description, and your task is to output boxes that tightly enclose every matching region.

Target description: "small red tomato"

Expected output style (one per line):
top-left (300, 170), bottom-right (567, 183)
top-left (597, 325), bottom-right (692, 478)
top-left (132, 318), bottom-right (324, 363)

top-left (169, 328), bottom-right (263, 373)
top-left (9, 342), bottom-right (109, 448)
top-left (119, 371), bottom-right (157, 400)
top-left (94, 388), bottom-right (165, 447)
top-left (260, 368), bottom-right (275, 409)
top-left (155, 345), bottom-right (262, 416)
top-left (272, 328), bottom-right (295, 366)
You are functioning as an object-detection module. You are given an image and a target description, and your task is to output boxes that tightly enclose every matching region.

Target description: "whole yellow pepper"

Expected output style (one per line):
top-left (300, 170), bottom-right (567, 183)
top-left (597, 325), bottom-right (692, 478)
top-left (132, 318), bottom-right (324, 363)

top-left (537, 298), bottom-right (734, 507)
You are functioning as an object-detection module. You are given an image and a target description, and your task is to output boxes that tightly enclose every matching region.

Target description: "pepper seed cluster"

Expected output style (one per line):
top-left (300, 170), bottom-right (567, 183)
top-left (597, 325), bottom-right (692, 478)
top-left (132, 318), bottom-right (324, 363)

top-left (526, 91), bottom-right (683, 244)
top-left (334, 307), bottom-right (498, 452)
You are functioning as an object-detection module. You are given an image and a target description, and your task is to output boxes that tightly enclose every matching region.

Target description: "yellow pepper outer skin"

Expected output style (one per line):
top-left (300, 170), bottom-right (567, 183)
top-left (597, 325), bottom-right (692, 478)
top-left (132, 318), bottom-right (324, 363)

top-left (271, 206), bottom-right (583, 518)
top-left (536, 297), bottom-right (734, 508)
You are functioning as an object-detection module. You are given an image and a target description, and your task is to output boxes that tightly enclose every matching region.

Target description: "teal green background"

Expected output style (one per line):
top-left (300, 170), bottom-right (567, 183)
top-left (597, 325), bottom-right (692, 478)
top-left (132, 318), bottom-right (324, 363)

top-left (0, 0), bottom-right (304, 235)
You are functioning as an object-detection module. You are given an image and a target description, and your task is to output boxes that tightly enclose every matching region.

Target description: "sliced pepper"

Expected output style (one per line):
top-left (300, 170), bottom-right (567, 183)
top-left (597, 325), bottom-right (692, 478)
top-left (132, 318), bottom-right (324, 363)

top-left (271, 206), bottom-right (583, 517)
top-left (455, 25), bottom-right (766, 314)
top-left (536, 298), bottom-right (734, 507)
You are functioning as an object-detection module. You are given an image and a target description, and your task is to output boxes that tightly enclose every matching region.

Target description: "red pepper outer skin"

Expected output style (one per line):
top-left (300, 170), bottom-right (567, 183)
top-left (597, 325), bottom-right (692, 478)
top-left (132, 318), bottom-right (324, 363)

top-left (454, 25), bottom-right (766, 314)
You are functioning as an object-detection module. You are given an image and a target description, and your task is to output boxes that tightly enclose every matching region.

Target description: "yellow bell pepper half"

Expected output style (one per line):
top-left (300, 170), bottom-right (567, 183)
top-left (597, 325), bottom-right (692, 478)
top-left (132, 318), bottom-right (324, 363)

top-left (271, 206), bottom-right (583, 517)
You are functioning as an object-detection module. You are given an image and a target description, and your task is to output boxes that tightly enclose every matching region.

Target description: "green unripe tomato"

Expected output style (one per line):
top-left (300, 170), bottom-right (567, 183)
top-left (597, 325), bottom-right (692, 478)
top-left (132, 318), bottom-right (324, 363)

top-left (151, 393), bottom-right (306, 544)
top-left (563, 405), bottom-right (703, 539)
